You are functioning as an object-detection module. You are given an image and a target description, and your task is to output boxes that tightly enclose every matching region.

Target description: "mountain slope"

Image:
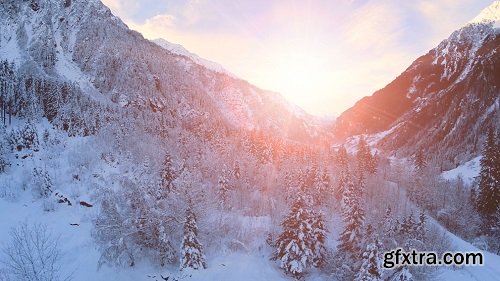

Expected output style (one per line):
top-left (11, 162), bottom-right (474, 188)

top-left (0, 0), bottom-right (328, 143)
top-left (333, 2), bottom-right (500, 167)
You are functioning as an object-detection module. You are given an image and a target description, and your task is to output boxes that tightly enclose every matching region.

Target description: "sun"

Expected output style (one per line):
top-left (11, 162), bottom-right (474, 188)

top-left (255, 48), bottom-right (337, 115)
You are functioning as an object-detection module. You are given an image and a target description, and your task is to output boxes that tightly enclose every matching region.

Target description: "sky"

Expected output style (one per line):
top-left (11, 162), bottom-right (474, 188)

top-left (101, 0), bottom-right (494, 116)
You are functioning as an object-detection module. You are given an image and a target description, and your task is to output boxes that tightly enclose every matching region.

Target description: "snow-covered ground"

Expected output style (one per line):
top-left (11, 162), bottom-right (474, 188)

top-left (438, 226), bottom-right (500, 281)
top-left (0, 119), bottom-right (328, 280)
top-left (442, 156), bottom-right (481, 185)
top-left (0, 194), bottom-right (330, 281)
top-left (2, 183), bottom-right (499, 281)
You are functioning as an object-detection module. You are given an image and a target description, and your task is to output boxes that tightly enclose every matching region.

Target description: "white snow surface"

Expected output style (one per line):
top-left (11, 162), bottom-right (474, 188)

top-left (0, 35), bottom-right (22, 65)
top-left (442, 156), bottom-right (481, 185)
top-left (152, 38), bottom-right (236, 78)
top-left (0, 195), bottom-right (330, 281)
top-left (437, 224), bottom-right (500, 281)
top-left (469, 1), bottom-right (500, 27)
top-left (0, 119), bottom-right (327, 280)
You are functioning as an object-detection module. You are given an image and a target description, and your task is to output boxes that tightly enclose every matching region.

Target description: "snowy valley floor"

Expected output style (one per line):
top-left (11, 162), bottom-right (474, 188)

top-left (0, 126), bottom-right (498, 281)
top-left (1, 193), bottom-right (499, 281)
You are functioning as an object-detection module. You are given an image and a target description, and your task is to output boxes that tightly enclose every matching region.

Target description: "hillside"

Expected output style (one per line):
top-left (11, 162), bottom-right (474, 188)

top-left (333, 3), bottom-right (499, 168)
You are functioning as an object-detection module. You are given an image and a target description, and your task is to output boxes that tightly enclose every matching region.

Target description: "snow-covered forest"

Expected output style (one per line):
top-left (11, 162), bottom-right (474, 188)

top-left (0, 0), bottom-right (499, 281)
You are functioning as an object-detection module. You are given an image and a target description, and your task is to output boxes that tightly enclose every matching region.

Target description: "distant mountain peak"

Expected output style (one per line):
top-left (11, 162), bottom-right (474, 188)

top-left (469, 1), bottom-right (500, 27)
top-left (152, 38), bottom-right (235, 78)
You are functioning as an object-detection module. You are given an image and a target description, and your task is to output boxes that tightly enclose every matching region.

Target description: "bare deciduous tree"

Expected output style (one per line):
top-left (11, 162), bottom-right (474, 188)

top-left (1, 222), bottom-right (68, 281)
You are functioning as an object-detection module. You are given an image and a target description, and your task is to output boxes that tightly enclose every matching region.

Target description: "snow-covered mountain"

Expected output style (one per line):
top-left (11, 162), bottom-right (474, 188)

top-left (333, 1), bottom-right (500, 168)
top-left (152, 38), bottom-right (234, 78)
top-left (0, 0), bottom-right (328, 143)
top-left (470, 0), bottom-right (500, 26)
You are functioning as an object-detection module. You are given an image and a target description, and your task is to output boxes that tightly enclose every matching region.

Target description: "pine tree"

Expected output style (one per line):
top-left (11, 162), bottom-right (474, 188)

top-left (399, 212), bottom-right (417, 238)
top-left (381, 206), bottom-right (396, 248)
top-left (336, 167), bottom-right (348, 201)
top-left (315, 168), bottom-right (330, 205)
top-left (310, 211), bottom-right (327, 267)
top-left (382, 206), bottom-right (393, 233)
top-left (357, 172), bottom-right (366, 199)
top-left (272, 193), bottom-right (327, 277)
top-left (217, 167), bottom-right (231, 209)
top-left (158, 224), bottom-right (176, 266)
top-left (305, 165), bottom-right (319, 190)
top-left (476, 128), bottom-right (500, 231)
top-left (415, 211), bottom-right (427, 243)
top-left (160, 153), bottom-right (176, 196)
top-left (336, 145), bottom-right (349, 169)
top-left (180, 207), bottom-right (207, 270)
top-left (0, 125), bottom-right (9, 173)
top-left (367, 151), bottom-right (378, 175)
top-left (338, 171), bottom-right (365, 260)
top-left (412, 148), bottom-right (427, 172)
top-left (357, 136), bottom-right (376, 174)
top-left (355, 235), bottom-right (383, 281)
top-left (491, 207), bottom-right (500, 254)
top-left (20, 121), bottom-right (39, 150)
top-left (233, 161), bottom-right (240, 180)
top-left (32, 167), bottom-right (53, 198)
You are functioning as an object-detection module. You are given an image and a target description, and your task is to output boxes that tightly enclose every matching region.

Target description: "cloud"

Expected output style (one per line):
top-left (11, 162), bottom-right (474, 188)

top-left (128, 14), bottom-right (177, 37)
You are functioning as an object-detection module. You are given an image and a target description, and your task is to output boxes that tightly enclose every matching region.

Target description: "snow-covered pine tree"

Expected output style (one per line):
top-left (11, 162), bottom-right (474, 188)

top-left (217, 167), bottom-right (231, 209)
top-left (314, 168), bottom-right (330, 205)
top-left (366, 151), bottom-right (377, 175)
top-left (271, 193), bottom-right (327, 277)
top-left (382, 206), bottom-right (393, 233)
top-left (180, 207), bottom-right (207, 270)
top-left (415, 211), bottom-right (427, 243)
top-left (336, 167), bottom-right (348, 201)
top-left (392, 217), bottom-right (401, 237)
top-left (355, 235), bottom-right (383, 281)
top-left (399, 212), bottom-right (417, 239)
top-left (20, 121), bottom-right (39, 150)
top-left (381, 206), bottom-right (396, 249)
top-left (158, 224), bottom-right (176, 267)
top-left (284, 170), bottom-right (296, 203)
top-left (357, 136), bottom-right (369, 169)
top-left (311, 210), bottom-right (327, 268)
top-left (233, 160), bottom-right (240, 180)
top-left (412, 148), bottom-right (427, 172)
top-left (336, 145), bottom-right (349, 169)
top-left (491, 207), bottom-right (500, 254)
top-left (0, 125), bottom-right (9, 173)
top-left (32, 167), bottom-right (53, 198)
top-left (160, 153), bottom-right (176, 196)
top-left (357, 136), bottom-right (376, 175)
top-left (338, 171), bottom-right (365, 260)
top-left (476, 127), bottom-right (500, 231)
top-left (307, 164), bottom-right (319, 189)
top-left (357, 171), bottom-right (366, 199)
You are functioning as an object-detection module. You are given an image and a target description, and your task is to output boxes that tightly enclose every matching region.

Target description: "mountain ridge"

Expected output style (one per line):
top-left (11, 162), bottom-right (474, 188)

top-left (0, 0), bottom-right (330, 143)
top-left (332, 2), bottom-right (499, 168)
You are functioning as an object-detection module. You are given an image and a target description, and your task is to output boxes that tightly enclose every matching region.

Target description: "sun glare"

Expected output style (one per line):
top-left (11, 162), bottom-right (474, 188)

top-left (255, 48), bottom-right (335, 114)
